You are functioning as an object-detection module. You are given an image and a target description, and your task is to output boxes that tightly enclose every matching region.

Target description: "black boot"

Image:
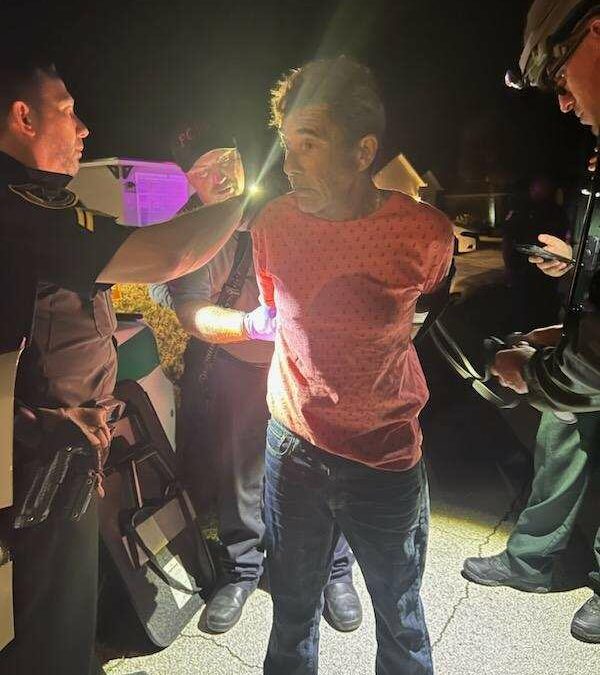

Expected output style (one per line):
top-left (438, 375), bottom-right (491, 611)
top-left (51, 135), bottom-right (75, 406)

top-left (322, 581), bottom-right (363, 632)
top-left (571, 594), bottom-right (600, 643)
top-left (204, 583), bottom-right (251, 633)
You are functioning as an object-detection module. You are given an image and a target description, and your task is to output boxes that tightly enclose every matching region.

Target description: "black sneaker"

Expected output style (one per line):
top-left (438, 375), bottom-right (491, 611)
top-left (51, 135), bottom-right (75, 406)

top-left (462, 552), bottom-right (550, 593)
top-left (571, 594), bottom-right (600, 643)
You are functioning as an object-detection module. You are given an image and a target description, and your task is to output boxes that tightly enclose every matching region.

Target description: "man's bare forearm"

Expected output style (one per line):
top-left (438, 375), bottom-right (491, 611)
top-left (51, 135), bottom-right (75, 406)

top-left (176, 299), bottom-right (249, 344)
top-left (97, 197), bottom-right (243, 284)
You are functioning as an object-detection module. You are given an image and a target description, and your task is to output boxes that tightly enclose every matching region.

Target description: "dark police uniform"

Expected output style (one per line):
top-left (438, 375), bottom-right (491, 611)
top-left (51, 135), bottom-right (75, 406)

top-left (0, 151), bottom-right (132, 675)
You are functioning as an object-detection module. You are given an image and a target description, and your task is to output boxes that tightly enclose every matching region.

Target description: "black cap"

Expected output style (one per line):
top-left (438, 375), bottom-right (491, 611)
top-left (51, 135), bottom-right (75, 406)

top-left (171, 121), bottom-right (236, 172)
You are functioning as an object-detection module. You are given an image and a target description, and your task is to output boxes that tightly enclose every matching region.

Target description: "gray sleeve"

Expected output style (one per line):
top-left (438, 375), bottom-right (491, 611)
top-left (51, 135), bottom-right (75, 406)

top-left (166, 265), bottom-right (213, 311)
top-left (148, 282), bottom-right (173, 310)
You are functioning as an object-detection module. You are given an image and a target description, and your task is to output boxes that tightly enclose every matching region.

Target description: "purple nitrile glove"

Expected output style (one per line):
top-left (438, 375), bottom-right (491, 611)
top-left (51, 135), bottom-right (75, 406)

top-left (243, 305), bottom-right (277, 341)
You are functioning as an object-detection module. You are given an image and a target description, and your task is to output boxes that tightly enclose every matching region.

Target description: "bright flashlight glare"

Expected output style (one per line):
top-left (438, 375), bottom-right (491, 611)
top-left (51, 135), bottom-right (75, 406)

top-left (249, 183), bottom-right (262, 196)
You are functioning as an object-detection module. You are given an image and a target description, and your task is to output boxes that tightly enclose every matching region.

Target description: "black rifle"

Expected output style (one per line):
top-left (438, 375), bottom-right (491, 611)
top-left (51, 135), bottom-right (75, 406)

top-left (494, 146), bottom-right (600, 416)
top-left (564, 145), bottom-right (600, 327)
top-left (429, 147), bottom-right (600, 417)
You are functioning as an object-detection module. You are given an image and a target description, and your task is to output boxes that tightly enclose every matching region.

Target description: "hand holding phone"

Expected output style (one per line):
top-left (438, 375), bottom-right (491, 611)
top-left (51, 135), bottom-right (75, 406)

top-left (515, 235), bottom-right (575, 278)
top-left (515, 243), bottom-right (574, 265)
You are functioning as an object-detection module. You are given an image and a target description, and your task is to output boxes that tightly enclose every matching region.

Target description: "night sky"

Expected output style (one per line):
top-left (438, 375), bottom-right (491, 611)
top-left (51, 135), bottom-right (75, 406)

top-left (4, 0), bottom-right (596, 189)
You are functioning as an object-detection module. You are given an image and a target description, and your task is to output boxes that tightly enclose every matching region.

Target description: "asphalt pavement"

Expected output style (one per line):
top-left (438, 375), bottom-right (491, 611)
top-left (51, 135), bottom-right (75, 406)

top-left (105, 245), bottom-right (600, 675)
top-left (105, 450), bottom-right (599, 675)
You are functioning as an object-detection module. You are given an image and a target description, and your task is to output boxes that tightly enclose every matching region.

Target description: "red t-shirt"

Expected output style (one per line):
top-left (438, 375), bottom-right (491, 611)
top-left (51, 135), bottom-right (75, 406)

top-left (252, 191), bottom-right (454, 471)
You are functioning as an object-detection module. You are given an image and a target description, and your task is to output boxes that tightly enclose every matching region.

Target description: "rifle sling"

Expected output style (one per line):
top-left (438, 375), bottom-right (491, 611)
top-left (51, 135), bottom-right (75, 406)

top-left (194, 232), bottom-right (253, 385)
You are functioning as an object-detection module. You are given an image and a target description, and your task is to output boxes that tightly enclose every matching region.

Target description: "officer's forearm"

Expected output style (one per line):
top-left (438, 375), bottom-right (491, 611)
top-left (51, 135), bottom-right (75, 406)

top-left (97, 197), bottom-right (243, 284)
top-left (524, 313), bottom-right (600, 411)
top-left (176, 299), bottom-right (249, 343)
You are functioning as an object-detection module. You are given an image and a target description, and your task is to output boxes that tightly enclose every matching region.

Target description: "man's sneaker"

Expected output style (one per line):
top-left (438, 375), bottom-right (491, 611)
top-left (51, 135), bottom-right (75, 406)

top-left (323, 581), bottom-right (363, 632)
top-left (203, 582), bottom-right (251, 633)
top-left (462, 552), bottom-right (550, 593)
top-left (571, 594), bottom-right (600, 643)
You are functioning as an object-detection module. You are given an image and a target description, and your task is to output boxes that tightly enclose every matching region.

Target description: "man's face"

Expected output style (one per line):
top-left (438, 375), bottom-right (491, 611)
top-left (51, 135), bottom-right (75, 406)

top-left (280, 105), bottom-right (362, 218)
top-left (186, 148), bottom-right (244, 205)
top-left (529, 177), bottom-right (553, 202)
top-left (29, 73), bottom-right (89, 175)
top-left (556, 19), bottom-right (600, 135)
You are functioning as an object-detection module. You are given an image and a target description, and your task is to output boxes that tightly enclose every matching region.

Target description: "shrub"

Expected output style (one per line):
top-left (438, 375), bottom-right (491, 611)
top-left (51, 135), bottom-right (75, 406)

top-left (112, 284), bottom-right (188, 383)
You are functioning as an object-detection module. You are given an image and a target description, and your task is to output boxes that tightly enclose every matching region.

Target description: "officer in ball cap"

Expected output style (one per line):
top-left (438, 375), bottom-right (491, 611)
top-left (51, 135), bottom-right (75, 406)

top-left (173, 121), bottom-right (242, 205)
top-left (463, 0), bottom-right (600, 644)
top-left (149, 119), bottom-right (362, 635)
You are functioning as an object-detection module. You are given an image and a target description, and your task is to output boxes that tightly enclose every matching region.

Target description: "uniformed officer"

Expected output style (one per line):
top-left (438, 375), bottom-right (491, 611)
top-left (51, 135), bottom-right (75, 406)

top-left (150, 123), bottom-right (362, 635)
top-left (463, 0), bottom-right (600, 644)
top-left (0, 53), bottom-right (243, 675)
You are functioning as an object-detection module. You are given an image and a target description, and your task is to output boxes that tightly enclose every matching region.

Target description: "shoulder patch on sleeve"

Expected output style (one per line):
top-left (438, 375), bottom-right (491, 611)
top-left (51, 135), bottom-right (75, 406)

top-left (74, 206), bottom-right (95, 232)
top-left (8, 183), bottom-right (78, 209)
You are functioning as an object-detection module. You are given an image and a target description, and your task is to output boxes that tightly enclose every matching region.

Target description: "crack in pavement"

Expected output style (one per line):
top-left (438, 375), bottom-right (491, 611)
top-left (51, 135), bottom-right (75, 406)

top-left (431, 469), bottom-right (531, 652)
top-left (430, 578), bottom-right (472, 652)
top-left (180, 631), bottom-right (262, 671)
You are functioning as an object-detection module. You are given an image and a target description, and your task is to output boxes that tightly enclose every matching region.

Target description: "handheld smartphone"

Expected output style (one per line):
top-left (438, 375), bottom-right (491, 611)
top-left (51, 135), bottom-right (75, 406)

top-left (515, 244), bottom-right (574, 266)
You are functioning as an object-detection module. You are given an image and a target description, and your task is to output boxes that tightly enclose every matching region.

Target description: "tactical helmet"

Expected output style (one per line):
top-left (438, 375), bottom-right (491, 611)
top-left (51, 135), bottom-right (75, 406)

top-left (506, 0), bottom-right (600, 90)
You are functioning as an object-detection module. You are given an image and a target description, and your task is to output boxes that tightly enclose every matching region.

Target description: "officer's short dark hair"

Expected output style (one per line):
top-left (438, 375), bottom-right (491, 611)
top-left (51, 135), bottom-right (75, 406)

top-left (270, 56), bottom-right (386, 148)
top-left (0, 52), bottom-right (60, 130)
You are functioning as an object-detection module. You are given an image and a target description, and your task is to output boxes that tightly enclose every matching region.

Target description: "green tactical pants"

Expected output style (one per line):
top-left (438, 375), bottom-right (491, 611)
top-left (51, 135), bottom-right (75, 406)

top-left (506, 410), bottom-right (600, 590)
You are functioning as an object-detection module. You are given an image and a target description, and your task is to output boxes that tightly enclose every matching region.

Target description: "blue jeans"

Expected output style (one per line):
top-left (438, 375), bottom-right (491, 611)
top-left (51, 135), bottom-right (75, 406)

top-left (263, 418), bottom-right (432, 675)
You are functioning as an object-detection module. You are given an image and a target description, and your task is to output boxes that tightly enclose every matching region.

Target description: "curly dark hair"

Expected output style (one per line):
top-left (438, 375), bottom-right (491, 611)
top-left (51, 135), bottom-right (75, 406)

top-left (270, 55), bottom-right (386, 147)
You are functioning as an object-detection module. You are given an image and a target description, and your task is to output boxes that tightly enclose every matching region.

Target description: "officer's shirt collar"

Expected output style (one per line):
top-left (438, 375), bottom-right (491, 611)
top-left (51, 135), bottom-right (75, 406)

top-left (0, 150), bottom-right (72, 189)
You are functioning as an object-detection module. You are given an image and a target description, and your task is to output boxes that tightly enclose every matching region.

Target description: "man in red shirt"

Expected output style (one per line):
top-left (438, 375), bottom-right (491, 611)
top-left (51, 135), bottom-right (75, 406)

top-left (243, 57), bottom-right (452, 673)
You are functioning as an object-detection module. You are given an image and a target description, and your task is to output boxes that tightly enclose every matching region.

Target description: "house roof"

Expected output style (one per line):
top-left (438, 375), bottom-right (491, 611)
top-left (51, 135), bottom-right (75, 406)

top-left (423, 170), bottom-right (444, 191)
top-left (374, 153), bottom-right (427, 198)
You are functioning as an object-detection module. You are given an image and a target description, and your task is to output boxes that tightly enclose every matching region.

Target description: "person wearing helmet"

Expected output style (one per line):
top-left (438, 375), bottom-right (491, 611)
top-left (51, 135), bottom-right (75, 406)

top-left (495, 0), bottom-right (600, 404)
top-left (463, 0), bottom-right (600, 645)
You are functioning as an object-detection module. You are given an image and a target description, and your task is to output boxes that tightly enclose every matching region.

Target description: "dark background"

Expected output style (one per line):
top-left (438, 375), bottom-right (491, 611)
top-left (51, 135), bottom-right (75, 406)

top-left (3, 0), bottom-right (596, 189)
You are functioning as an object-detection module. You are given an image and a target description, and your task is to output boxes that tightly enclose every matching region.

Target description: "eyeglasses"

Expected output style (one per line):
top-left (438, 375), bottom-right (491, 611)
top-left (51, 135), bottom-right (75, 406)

top-left (545, 25), bottom-right (590, 92)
